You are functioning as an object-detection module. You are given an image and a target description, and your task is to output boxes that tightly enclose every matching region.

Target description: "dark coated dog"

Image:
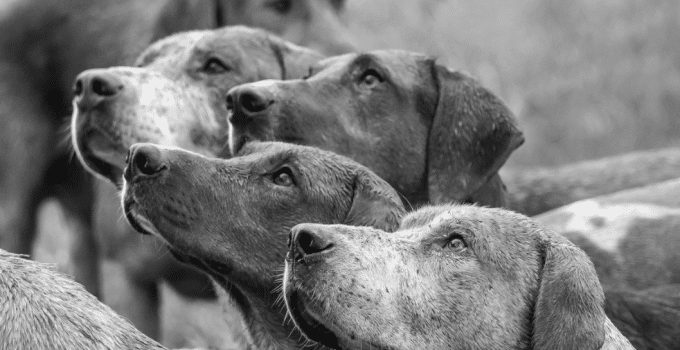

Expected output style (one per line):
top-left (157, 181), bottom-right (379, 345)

top-left (226, 51), bottom-right (680, 214)
top-left (227, 50), bottom-right (524, 208)
top-left (121, 142), bottom-right (404, 349)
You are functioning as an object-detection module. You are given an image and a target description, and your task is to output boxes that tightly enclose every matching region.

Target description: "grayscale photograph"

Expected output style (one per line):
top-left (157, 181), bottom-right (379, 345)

top-left (1, 0), bottom-right (679, 349)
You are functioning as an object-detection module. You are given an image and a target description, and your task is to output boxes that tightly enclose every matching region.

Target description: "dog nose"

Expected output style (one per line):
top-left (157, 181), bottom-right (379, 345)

top-left (290, 224), bottom-right (336, 262)
top-left (73, 69), bottom-right (124, 110)
top-left (226, 86), bottom-right (273, 125)
top-left (124, 143), bottom-right (167, 182)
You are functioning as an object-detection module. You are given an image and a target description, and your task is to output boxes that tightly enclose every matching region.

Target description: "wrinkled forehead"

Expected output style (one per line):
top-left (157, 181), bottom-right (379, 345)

top-left (315, 50), bottom-right (431, 86)
top-left (135, 31), bottom-right (210, 68)
top-left (399, 206), bottom-right (539, 251)
top-left (236, 142), bottom-right (356, 184)
top-left (193, 26), bottom-right (274, 58)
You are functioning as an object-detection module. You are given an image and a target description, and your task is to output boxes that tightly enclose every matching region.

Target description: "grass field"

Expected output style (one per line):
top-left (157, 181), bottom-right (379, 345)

top-left (30, 1), bottom-right (680, 348)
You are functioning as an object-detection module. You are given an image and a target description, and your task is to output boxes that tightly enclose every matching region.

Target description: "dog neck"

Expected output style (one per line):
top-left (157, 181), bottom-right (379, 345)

top-left (207, 267), bottom-right (320, 350)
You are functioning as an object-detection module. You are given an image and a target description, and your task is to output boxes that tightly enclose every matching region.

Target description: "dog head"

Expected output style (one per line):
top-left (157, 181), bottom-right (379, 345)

top-left (72, 26), bottom-right (322, 186)
top-left (285, 205), bottom-right (607, 350)
top-left (121, 141), bottom-right (404, 294)
top-left (227, 50), bottom-right (523, 207)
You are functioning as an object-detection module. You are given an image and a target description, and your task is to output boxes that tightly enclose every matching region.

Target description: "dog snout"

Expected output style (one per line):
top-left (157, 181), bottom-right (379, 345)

top-left (290, 224), bottom-right (336, 263)
top-left (73, 69), bottom-right (124, 110)
top-left (226, 86), bottom-right (274, 125)
top-left (124, 143), bottom-right (167, 182)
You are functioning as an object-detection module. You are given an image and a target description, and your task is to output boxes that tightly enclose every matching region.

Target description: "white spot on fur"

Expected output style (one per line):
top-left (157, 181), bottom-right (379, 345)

top-left (538, 200), bottom-right (680, 252)
top-left (246, 79), bottom-right (279, 88)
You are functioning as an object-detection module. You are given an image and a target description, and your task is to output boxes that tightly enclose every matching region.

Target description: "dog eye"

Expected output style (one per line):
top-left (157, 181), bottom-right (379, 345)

top-left (446, 235), bottom-right (467, 251)
top-left (266, 0), bottom-right (292, 14)
top-left (359, 69), bottom-right (384, 88)
top-left (272, 167), bottom-right (295, 186)
top-left (201, 57), bottom-right (231, 74)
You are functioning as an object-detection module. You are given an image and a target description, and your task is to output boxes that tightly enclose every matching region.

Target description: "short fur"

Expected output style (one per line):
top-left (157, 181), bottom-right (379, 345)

top-left (535, 178), bottom-right (680, 289)
top-left (121, 141), bottom-right (404, 350)
top-left (121, 141), bottom-right (672, 349)
top-left (227, 52), bottom-right (680, 215)
top-left (70, 26), bottom-right (323, 337)
top-left (0, 0), bottom-right (348, 324)
top-left (227, 50), bottom-right (524, 208)
top-left (284, 205), bottom-right (634, 350)
top-left (505, 147), bottom-right (680, 215)
top-left (0, 249), bottom-right (165, 350)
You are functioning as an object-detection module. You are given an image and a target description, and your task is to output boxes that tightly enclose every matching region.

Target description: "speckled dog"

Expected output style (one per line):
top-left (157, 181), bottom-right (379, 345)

top-left (285, 205), bottom-right (635, 350)
top-left (70, 26), bottom-right (322, 337)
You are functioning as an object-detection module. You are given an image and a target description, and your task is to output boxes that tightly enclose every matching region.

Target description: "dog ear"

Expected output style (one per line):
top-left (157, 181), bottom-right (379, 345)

top-left (533, 231), bottom-right (607, 350)
top-left (344, 169), bottom-right (405, 232)
top-left (268, 37), bottom-right (325, 80)
top-left (427, 62), bottom-right (524, 206)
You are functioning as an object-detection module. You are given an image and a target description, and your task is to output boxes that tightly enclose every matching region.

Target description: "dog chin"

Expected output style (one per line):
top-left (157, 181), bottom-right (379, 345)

top-left (122, 197), bottom-right (165, 241)
top-left (73, 130), bottom-right (126, 186)
top-left (284, 262), bottom-right (393, 350)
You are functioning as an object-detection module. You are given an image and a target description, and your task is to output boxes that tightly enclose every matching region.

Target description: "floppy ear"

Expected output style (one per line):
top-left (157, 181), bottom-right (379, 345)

top-left (268, 37), bottom-right (325, 79)
top-left (344, 169), bottom-right (405, 232)
top-left (533, 231), bottom-right (607, 350)
top-left (427, 62), bottom-right (524, 207)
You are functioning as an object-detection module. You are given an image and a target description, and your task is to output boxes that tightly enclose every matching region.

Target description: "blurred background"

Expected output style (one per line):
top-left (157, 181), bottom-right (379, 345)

top-left (17, 0), bottom-right (680, 347)
top-left (347, 0), bottom-right (680, 167)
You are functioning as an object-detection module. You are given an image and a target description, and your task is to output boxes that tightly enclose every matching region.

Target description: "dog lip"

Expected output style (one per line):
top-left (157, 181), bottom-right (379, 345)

top-left (286, 289), bottom-right (340, 348)
top-left (123, 199), bottom-right (154, 236)
top-left (287, 267), bottom-right (392, 350)
top-left (76, 128), bottom-right (125, 185)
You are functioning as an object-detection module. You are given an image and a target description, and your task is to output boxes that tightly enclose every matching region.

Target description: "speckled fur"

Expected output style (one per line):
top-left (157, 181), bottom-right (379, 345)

top-left (0, 249), bottom-right (166, 350)
top-left (72, 26), bottom-right (323, 185)
top-left (285, 205), bottom-right (634, 350)
top-left (69, 26), bottom-right (323, 337)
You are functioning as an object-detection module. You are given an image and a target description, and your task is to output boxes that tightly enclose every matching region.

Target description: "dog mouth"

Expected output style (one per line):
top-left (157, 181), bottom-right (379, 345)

top-left (286, 258), bottom-right (394, 350)
top-left (286, 288), bottom-right (340, 349)
top-left (74, 128), bottom-right (127, 185)
top-left (122, 197), bottom-right (162, 238)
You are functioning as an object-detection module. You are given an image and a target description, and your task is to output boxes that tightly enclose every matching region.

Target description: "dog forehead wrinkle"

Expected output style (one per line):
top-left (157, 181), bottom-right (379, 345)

top-left (138, 30), bottom-right (208, 68)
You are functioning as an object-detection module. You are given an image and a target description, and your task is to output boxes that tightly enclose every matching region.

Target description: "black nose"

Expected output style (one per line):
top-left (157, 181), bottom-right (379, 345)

top-left (226, 86), bottom-right (273, 125)
top-left (124, 143), bottom-right (167, 182)
top-left (73, 69), bottom-right (124, 110)
top-left (290, 224), bottom-right (336, 263)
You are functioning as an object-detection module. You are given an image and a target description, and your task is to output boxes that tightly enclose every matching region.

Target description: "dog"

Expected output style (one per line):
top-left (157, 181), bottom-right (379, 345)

top-left (227, 50), bottom-right (524, 208)
top-left (505, 147), bottom-right (680, 215)
top-left (0, 0), bottom-right (349, 300)
top-left (604, 284), bottom-right (680, 350)
top-left (535, 177), bottom-right (680, 289)
top-left (121, 141), bottom-right (404, 349)
top-left (284, 205), bottom-right (634, 349)
top-left (0, 249), bottom-right (166, 350)
top-left (70, 26), bottom-right (323, 338)
top-left (226, 51), bottom-right (680, 215)
top-left (121, 141), bottom-right (679, 349)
